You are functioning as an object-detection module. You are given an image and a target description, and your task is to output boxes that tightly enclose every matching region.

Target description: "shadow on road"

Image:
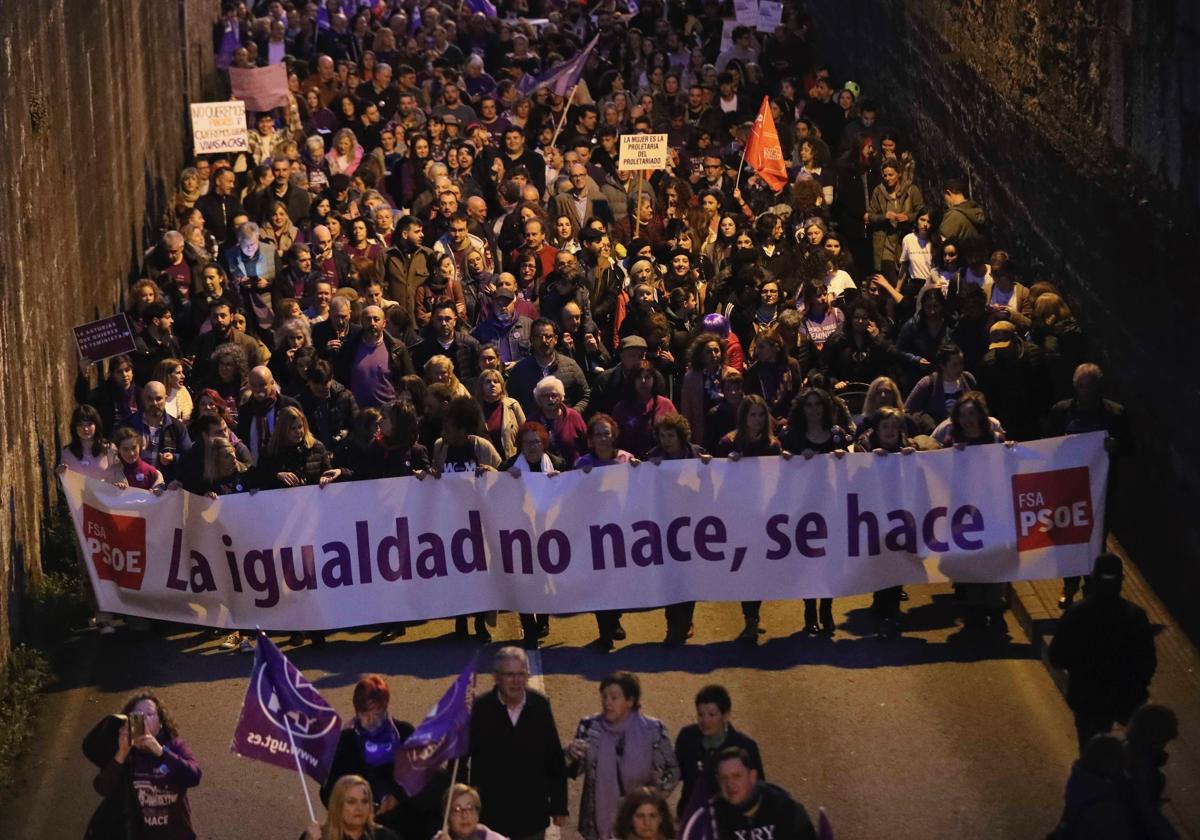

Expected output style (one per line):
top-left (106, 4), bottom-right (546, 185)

top-left (45, 593), bottom-right (1034, 695)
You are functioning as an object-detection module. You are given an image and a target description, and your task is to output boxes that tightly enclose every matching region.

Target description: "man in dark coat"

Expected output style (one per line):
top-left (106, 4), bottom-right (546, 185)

top-left (409, 300), bottom-right (482, 391)
top-left (468, 647), bottom-right (568, 840)
top-left (1049, 553), bottom-right (1157, 753)
top-left (333, 305), bottom-right (415, 409)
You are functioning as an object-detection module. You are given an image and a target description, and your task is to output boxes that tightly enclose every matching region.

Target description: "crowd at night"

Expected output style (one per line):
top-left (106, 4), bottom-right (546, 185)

top-left (62, 1), bottom-right (1182, 838)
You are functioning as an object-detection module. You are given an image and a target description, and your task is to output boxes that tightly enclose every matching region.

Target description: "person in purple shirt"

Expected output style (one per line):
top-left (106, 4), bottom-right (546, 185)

top-left (576, 414), bottom-right (639, 471)
top-left (84, 691), bottom-right (202, 839)
top-left (334, 305), bottom-right (416, 408)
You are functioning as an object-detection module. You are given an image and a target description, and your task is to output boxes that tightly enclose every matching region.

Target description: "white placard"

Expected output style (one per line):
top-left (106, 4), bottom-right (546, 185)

top-left (618, 133), bottom-right (670, 170)
top-left (190, 101), bottom-right (248, 155)
top-left (756, 0), bottom-right (782, 31)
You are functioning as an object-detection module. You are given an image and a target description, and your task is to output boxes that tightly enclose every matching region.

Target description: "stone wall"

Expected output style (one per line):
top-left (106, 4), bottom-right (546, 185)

top-left (0, 0), bottom-right (215, 660)
top-left (806, 0), bottom-right (1200, 635)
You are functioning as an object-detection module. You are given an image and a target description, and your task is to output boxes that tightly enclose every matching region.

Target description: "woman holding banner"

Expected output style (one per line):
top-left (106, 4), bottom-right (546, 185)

top-left (782, 388), bottom-right (851, 636)
top-left (305, 774), bottom-right (400, 840)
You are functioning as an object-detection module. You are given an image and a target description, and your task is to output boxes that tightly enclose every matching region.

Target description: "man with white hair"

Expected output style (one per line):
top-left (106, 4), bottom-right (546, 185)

top-left (468, 647), bottom-right (569, 840)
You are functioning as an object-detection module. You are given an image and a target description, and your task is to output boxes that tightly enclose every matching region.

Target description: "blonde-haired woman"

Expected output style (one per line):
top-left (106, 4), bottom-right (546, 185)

top-left (255, 405), bottom-right (341, 488)
top-left (438, 783), bottom-right (509, 840)
top-left (302, 774), bottom-right (399, 840)
top-left (424, 354), bottom-right (471, 398)
top-left (474, 369), bottom-right (525, 460)
top-left (151, 357), bottom-right (194, 424)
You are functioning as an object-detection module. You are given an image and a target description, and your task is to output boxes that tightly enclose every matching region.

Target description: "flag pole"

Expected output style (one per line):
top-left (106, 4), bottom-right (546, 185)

top-left (440, 756), bottom-right (462, 836)
top-left (733, 141), bottom-right (749, 195)
top-left (284, 714), bottom-right (318, 823)
top-left (548, 82), bottom-right (579, 151)
top-left (633, 173), bottom-right (644, 237)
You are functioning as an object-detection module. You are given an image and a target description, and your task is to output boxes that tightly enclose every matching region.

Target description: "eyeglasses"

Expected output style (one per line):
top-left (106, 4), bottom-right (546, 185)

top-left (451, 806), bottom-right (478, 815)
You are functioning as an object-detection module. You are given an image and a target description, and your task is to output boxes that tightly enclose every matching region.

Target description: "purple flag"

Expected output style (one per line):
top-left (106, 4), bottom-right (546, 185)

top-left (230, 632), bottom-right (342, 783)
top-left (679, 771), bottom-right (718, 840)
top-left (393, 659), bottom-right (477, 795)
top-left (517, 35), bottom-right (599, 97)
top-left (465, 0), bottom-right (498, 17)
top-left (818, 807), bottom-right (834, 840)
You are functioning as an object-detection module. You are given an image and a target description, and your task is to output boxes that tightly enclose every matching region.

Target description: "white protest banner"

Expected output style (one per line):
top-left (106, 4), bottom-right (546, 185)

top-left (619, 133), bottom-right (670, 171)
top-left (756, 0), bottom-right (782, 31)
top-left (190, 101), bottom-right (248, 155)
top-left (733, 0), bottom-right (757, 26)
top-left (60, 434), bottom-right (1107, 631)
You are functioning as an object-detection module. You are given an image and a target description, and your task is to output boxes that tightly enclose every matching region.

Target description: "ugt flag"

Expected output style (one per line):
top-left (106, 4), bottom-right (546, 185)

top-left (230, 631), bottom-right (342, 783)
top-left (393, 659), bottom-right (477, 795)
top-left (518, 35), bottom-right (599, 97)
top-left (679, 771), bottom-right (718, 840)
top-left (745, 96), bottom-right (789, 192)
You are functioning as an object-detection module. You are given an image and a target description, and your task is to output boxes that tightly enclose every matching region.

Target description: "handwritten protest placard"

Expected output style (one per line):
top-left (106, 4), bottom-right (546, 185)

top-left (190, 101), bottom-right (248, 155)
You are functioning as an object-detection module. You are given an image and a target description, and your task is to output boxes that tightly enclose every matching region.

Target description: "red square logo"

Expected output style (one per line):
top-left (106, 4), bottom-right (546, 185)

top-left (1012, 467), bottom-right (1094, 551)
top-left (82, 505), bottom-right (148, 590)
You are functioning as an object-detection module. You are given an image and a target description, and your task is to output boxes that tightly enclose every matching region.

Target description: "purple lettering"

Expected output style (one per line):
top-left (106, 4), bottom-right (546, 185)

top-left (666, 517), bottom-right (692, 562)
top-left (500, 529), bottom-right (534, 574)
top-left (355, 520), bottom-right (374, 584)
top-left (951, 505), bottom-right (985, 550)
top-left (280, 545), bottom-right (317, 591)
top-left (847, 494), bottom-right (879, 556)
top-left (416, 533), bottom-right (448, 578)
top-left (537, 530), bottom-right (570, 574)
top-left (589, 523), bottom-right (625, 570)
top-left (884, 510), bottom-right (918, 553)
top-left (243, 549), bottom-right (280, 608)
top-left (695, 516), bottom-right (726, 562)
top-left (796, 513), bottom-right (827, 558)
top-left (630, 520), bottom-right (664, 567)
top-left (922, 507), bottom-right (950, 553)
top-left (450, 511), bottom-right (487, 574)
top-left (376, 518), bottom-right (412, 582)
top-left (320, 541), bottom-right (353, 587)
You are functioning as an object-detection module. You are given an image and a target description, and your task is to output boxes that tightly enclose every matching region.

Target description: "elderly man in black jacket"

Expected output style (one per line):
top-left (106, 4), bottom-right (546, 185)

top-left (468, 647), bottom-right (568, 840)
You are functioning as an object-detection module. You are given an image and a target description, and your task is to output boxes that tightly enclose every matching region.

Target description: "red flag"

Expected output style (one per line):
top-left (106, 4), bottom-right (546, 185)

top-left (744, 96), bottom-right (789, 192)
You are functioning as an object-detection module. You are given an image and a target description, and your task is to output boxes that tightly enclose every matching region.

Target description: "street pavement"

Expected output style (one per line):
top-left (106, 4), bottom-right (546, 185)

top-left (0, 584), bottom-right (1192, 838)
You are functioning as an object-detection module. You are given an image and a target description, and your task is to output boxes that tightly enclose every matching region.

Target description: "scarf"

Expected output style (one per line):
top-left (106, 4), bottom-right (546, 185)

top-left (593, 712), bottom-right (657, 839)
top-left (356, 718), bottom-right (402, 768)
top-left (513, 451), bottom-right (554, 474)
top-left (177, 183), bottom-right (201, 208)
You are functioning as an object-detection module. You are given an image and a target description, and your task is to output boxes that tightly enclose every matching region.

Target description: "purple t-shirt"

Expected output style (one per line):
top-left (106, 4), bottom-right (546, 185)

top-left (350, 339), bottom-right (395, 408)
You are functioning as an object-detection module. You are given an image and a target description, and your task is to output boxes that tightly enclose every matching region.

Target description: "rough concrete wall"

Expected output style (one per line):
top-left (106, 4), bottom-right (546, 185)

top-left (806, 0), bottom-right (1200, 633)
top-left (0, 0), bottom-right (215, 660)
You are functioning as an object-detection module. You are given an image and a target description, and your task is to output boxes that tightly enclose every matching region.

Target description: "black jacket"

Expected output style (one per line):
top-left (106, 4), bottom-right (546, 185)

top-left (1049, 592), bottom-right (1156, 717)
top-left (468, 688), bottom-right (569, 839)
top-left (674, 724), bottom-right (765, 817)
top-left (254, 440), bottom-right (331, 487)
top-left (714, 782), bottom-right (817, 840)
top-left (297, 381), bottom-right (358, 450)
top-left (236, 393), bottom-right (302, 462)
top-left (409, 328), bottom-right (483, 390)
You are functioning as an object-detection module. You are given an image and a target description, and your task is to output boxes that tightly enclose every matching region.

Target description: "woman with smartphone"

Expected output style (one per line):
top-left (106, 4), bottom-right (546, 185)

top-left (84, 690), bottom-right (201, 838)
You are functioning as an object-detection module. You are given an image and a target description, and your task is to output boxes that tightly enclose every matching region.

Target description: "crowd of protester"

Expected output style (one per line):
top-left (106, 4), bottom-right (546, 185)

top-left (61, 1), bottom-right (1183, 835)
top-left (65, 0), bottom-right (1135, 653)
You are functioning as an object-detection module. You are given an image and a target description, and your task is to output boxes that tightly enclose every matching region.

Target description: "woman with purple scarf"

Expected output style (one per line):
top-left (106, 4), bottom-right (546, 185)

top-left (566, 672), bottom-right (680, 840)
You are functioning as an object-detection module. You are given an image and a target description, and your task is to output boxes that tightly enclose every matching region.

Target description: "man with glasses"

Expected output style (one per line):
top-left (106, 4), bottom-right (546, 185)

top-left (468, 647), bottom-right (568, 840)
top-left (551, 164), bottom-right (613, 232)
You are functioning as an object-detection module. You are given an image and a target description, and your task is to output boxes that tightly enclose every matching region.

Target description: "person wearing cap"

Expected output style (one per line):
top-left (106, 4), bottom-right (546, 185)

top-left (974, 319), bottom-right (1053, 442)
top-left (472, 285), bottom-right (534, 365)
top-left (588, 335), bottom-right (669, 419)
top-left (1049, 554), bottom-right (1157, 753)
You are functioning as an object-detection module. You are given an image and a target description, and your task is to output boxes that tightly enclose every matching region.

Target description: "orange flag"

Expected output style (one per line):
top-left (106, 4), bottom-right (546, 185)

top-left (744, 96), bottom-right (789, 192)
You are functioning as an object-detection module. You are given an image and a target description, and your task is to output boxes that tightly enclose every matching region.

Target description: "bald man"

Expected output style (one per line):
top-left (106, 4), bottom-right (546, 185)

top-left (237, 365), bottom-right (301, 463)
top-left (126, 380), bottom-right (193, 479)
top-left (332, 305), bottom-right (415, 408)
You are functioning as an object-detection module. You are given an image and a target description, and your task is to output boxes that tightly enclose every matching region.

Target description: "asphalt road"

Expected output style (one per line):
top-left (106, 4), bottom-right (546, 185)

top-left (0, 586), bottom-right (1094, 838)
